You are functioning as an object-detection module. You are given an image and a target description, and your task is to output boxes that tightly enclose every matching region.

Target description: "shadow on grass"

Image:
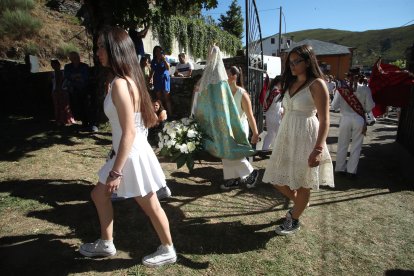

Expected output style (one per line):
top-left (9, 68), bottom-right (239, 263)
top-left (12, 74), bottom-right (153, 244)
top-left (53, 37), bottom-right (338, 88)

top-left (0, 116), bottom-right (111, 162)
top-left (0, 178), bottom-right (280, 274)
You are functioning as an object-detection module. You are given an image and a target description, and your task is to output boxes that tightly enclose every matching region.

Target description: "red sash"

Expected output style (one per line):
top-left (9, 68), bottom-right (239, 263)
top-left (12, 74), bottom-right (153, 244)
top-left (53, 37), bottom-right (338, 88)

top-left (337, 85), bottom-right (366, 122)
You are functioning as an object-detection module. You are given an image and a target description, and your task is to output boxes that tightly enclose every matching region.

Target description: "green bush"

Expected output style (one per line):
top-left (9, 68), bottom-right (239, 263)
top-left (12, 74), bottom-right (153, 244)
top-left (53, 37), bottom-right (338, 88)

top-left (0, 0), bottom-right (35, 11)
top-left (150, 11), bottom-right (242, 59)
top-left (24, 42), bottom-right (39, 55)
top-left (56, 42), bottom-right (78, 59)
top-left (0, 9), bottom-right (42, 39)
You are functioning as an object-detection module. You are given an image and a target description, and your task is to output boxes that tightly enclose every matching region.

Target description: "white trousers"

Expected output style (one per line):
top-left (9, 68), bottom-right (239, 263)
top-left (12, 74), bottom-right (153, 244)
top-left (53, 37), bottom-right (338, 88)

top-left (262, 112), bottom-right (281, 150)
top-left (222, 158), bottom-right (253, 180)
top-left (335, 115), bottom-right (365, 174)
top-left (262, 103), bottom-right (282, 150)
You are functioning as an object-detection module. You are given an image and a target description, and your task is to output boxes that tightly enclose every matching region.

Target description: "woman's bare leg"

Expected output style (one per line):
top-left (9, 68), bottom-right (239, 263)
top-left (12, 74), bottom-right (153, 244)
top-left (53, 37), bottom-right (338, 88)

top-left (274, 184), bottom-right (297, 205)
top-left (90, 182), bottom-right (114, 240)
top-left (135, 192), bottom-right (172, 246)
top-left (291, 187), bottom-right (310, 219)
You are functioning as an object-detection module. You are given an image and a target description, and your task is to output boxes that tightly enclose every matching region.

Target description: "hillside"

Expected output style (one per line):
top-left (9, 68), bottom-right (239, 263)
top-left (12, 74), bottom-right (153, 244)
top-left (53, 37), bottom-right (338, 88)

top-left (287, 25), bottom-right (414, 66)
top-left (0, 0), bottom-right (91, 71)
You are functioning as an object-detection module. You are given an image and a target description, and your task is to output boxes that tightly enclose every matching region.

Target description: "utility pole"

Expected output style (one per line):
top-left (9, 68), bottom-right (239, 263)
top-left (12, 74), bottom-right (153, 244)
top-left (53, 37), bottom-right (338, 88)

top-left (246, 0), bottom-right (250, 65)
top-left (278, 6), bottom-right (282, 56)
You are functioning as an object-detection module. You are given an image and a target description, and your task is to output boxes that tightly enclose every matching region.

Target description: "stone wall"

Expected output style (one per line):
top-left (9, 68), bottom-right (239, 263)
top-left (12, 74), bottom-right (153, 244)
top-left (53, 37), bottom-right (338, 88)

top-left (1, 52), bottom-right (249, 122)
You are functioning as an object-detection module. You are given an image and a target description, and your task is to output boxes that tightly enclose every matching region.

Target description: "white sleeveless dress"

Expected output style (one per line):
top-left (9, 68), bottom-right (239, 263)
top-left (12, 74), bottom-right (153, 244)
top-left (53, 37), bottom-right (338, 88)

top-left (98, 79), bottom-right (166, 197)
top-left (232, 87), bottom-right (249, 138)
top-left (262, 80), bottom-right (334, 190)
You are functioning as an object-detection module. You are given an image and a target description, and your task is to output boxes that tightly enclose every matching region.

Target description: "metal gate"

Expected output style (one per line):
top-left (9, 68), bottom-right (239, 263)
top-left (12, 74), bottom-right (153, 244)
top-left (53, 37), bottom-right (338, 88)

top-left (245, 0), bottom-right (265, 133)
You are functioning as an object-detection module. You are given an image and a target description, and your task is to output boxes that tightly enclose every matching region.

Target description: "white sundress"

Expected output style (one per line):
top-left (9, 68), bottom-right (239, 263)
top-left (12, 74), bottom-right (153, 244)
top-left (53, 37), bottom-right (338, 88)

top-left (232, 87), bottom-right (249, 138)
top-left (97, 78), bottom-right (166, 197)
top-left (262, 80), bottom-right (334, 190)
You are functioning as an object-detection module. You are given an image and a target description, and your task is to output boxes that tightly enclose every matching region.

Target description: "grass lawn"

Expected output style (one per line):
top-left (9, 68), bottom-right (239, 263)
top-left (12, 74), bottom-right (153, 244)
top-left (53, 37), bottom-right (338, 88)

top-left (0, 114), bottom-right (413, 276)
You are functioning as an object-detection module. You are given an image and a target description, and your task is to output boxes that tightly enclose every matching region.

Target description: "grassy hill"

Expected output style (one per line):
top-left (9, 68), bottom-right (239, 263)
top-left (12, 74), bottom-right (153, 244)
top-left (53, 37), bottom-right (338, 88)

top-left (0, 0), bottom-right (91, 71)
top-left (286, 25), bottom-right (414, 67)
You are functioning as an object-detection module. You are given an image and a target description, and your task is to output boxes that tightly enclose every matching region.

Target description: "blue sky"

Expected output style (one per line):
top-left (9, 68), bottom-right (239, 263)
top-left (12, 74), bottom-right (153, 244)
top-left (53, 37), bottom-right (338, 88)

top-left (202, 0), bottom-right (414, 38)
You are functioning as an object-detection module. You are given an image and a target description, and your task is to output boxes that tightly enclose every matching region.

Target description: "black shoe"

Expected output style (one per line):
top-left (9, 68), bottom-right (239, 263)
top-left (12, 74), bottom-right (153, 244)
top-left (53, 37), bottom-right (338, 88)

top-left (335, 171), bottom-right (347, 177)
top-left (347, 173), bottom-right (357, 179)
top-left (275, 218), bottom-right (300, 235)
top-left (220, 179), bottom-right (241, 190)
top-left (244, 169), bottom-right (259, 188)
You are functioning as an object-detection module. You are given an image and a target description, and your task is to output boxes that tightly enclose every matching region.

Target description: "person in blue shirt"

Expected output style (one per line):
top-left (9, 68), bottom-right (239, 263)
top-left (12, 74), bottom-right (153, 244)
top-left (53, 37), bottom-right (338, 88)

top-left (150, 46), bottom-right (172, 116)
top-left (128, 22), bottom-right (149, 61)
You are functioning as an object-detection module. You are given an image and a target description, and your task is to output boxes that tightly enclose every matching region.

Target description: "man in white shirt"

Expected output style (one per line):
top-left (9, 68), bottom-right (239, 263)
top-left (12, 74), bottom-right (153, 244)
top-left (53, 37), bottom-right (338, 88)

top-left (326, 75), bottom-right (336, 102)
top-left (331, 69), bottom-right (375, 177)
top-left (174, 53), bottom-right (194, 77)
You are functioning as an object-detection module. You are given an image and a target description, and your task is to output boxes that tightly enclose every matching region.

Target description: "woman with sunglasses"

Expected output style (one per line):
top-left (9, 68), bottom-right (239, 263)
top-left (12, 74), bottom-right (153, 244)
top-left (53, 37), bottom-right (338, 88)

top-left (262, 44), bottom-right (334, 235)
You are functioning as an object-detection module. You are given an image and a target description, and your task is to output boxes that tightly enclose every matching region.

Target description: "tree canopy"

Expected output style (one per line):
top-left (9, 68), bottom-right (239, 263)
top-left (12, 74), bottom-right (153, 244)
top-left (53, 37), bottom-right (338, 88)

top-left (81, 0), bottom-right (219, 31)
top-left (218, 0), bottom-right (244, 40)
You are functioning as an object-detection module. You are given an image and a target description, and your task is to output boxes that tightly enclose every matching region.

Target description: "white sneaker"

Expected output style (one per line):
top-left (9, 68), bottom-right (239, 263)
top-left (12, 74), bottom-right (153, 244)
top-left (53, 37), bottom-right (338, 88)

top-left (157, 186), bottom-right (172, 200)
top-left (79, 239), bottom-right (116, 257)
top-left (142, 244), bottom-right (177, 267)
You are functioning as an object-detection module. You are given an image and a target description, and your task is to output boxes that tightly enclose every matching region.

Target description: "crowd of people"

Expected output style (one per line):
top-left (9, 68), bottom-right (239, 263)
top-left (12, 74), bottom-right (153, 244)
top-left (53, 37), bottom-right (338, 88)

top-left (50, 52), bottom-right (99, 132)
top-left (57, 23), bottom-right (384, 268)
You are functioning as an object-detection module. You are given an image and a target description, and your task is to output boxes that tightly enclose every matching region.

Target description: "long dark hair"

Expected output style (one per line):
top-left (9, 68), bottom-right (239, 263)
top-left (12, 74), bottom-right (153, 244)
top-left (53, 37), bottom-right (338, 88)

top-left (139, 55), bottom-right (148, 69)
top-left (153, 99), bottom-right (165, 116)
top-left (153, 45), bottom-right (163, 60)
top-left (269, 75), bottom-right (282, 92)
top-left (99, 26), bottom-right (157, 128)
top-left (279, 44), bottom-right (324, 102)
top-left (229, 66), bottom-right (244, 88)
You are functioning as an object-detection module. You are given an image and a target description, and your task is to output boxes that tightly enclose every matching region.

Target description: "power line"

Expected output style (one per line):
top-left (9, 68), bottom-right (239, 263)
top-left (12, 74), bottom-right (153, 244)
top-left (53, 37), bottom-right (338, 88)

top-left (401, 19), bottom-right (414, 27)
top-left (203, 7), bottom-right (279, 16)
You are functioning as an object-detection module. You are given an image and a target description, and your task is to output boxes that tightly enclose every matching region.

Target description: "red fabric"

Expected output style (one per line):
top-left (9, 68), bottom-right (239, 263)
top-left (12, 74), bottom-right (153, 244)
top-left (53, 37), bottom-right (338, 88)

top-left (264, 88), bottom-right (281, 112)
top-left (259, 73), bottom-right (269, 106)
top-left (368, 59), bottom-right (414, 117)
top-left (337, 85), bottom-right (366, 122)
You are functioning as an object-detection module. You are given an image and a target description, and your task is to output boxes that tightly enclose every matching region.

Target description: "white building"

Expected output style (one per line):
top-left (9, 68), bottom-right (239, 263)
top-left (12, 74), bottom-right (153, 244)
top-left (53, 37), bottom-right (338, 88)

top-left (250, 34), bottom-right (292, 56)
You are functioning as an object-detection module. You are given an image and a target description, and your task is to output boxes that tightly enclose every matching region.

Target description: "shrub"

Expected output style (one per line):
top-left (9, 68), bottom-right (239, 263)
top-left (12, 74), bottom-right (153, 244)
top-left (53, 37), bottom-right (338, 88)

top-left (56, 42), bottom-right (78, 59)
top-left (0, 9), bottom-right (42, 39)
top-left (0, 0), bottom-right (35, 11)
top-left (24, 42), bottom-right (39, 55)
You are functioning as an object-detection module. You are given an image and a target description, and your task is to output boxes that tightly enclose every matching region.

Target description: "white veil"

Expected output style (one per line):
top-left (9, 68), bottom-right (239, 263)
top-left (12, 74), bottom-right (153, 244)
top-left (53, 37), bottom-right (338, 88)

top-left (197, 45), bottom-right (228, 94)
top-left (191, 45), bottom-right (228, 116)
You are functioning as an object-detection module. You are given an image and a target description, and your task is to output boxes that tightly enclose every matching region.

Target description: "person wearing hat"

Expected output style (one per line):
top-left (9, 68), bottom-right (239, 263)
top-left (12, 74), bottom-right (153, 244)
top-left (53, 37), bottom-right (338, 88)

top-left (331, 68), bottom-right (375, 178)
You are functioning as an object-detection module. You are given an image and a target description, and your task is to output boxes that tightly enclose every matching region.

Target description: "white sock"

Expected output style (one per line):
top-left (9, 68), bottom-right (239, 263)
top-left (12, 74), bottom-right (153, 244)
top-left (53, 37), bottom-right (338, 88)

top-left (101, 239), bottom-right (114, 245)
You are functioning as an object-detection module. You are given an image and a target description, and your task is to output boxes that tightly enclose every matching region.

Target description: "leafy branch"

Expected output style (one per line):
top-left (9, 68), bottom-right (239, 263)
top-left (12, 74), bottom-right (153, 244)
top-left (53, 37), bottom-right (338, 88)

top-left (150, 12), bottom-right (241, 59)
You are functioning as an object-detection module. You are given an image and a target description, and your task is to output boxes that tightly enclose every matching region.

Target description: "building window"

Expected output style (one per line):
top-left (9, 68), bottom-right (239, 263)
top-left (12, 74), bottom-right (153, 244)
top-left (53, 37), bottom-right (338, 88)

top-left (271, 38), bottom-right (275, 44)
top-left (272, 53), bottom-right (277, 56)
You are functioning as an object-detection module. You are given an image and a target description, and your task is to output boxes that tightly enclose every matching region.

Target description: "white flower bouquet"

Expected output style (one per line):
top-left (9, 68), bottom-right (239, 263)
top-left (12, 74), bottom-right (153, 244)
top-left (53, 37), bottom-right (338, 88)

top-left (158, 117), bottom-right (204, 171)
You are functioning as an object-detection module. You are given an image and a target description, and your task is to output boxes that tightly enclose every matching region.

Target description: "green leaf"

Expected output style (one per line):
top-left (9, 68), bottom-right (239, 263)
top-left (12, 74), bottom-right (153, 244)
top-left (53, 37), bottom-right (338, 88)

top-left (186, 155), bottom-right (195, 171)
top-left (159, 147), bottom-right (168, 156)
top-left (176, 154), bottom-right (187, 169)
top-left (171, 151), bottom-right (182, 161)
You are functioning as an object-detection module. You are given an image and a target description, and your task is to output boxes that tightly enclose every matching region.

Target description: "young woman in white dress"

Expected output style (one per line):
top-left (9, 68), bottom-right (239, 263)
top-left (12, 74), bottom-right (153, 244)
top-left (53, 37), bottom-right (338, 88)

top-left (262, 44), bottom-right (334, 235)
top-left (220, 66), bottom-right (260, 190)
top-left (79, 27), bottom-right (176, 267)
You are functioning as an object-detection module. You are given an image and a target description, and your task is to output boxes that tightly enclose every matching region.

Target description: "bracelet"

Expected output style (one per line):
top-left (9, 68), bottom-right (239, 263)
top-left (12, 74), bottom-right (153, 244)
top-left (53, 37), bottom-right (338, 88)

top-left (313, 146), bottom-right (323, 153)
top-left (109, 170), bottom-right (123, 179)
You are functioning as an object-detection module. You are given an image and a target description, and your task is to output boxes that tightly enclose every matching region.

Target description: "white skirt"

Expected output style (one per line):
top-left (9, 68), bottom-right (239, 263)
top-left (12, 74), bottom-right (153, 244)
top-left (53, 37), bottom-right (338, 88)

top-left (98, 140), bottom-right (166, 198)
